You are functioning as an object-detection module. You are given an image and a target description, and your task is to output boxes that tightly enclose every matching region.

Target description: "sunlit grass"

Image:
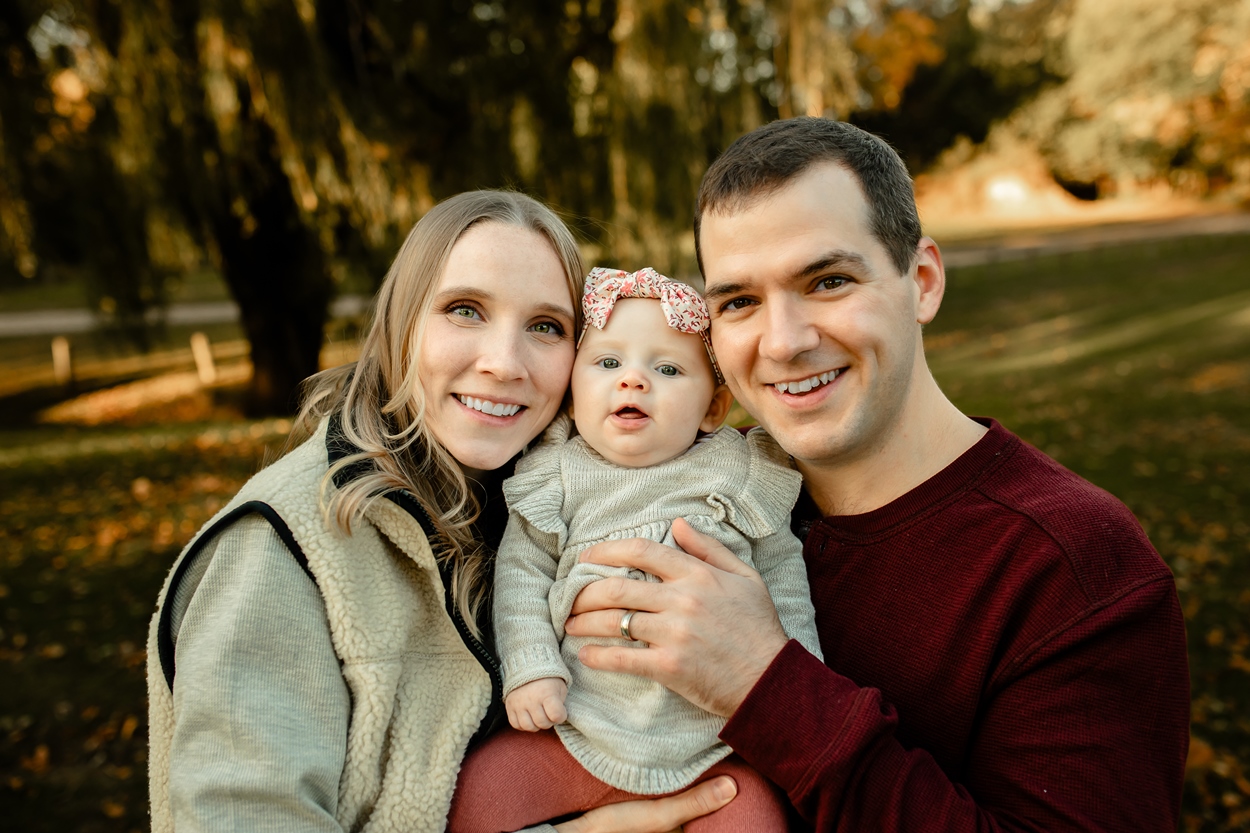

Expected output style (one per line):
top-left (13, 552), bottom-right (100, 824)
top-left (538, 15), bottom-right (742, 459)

top-left (0, 234), bottom-right (1247, 830)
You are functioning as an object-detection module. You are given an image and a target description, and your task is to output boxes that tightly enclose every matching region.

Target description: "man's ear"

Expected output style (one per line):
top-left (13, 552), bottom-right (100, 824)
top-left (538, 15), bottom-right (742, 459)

top-left (912, 237), bottom-right (946, 325)
top-left (699, 384), bottom-right (735, 432)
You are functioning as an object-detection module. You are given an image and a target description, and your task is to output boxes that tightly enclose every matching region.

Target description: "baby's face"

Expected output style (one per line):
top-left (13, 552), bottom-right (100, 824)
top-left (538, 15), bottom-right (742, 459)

top-left (571, 298), bottom-right (720, 467)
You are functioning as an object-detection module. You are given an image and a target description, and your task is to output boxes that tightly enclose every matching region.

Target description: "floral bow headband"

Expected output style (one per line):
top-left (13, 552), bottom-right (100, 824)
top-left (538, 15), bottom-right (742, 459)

top-left (579, 266), bottom-right (723, 383)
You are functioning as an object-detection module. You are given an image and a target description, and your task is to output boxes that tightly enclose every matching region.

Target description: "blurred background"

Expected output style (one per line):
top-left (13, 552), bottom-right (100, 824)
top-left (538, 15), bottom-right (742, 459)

top-left (0, 1), bottom-right (1246, 830)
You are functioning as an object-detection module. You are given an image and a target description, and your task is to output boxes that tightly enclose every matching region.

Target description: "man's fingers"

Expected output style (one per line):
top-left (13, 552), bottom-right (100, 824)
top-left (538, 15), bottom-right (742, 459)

top-left (678, 776), bottom-right (738, 821)
top-left (553, 776), bottom-right (737, 833)
top-left (568, 575), bottom-right (669, 617)
top-left (670, 518), bottom-right (756, 578)
top-left (579, 536), bottom-right (696, 581)
top-left (566, 607), bottom-right (630, 639)
top-left (578, 643), bottom-right (665, 680)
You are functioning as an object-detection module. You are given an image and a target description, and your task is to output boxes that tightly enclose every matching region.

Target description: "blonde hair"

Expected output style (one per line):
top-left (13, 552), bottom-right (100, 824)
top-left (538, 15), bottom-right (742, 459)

top-left (295, 190), bottom-right (585, 635)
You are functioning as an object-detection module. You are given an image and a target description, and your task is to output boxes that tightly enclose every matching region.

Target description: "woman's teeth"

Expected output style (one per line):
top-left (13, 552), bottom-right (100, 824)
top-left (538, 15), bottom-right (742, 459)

top-left (774, 369), bottom-right (841, 394)
top-left (457, 395), bottom-right (521, 417)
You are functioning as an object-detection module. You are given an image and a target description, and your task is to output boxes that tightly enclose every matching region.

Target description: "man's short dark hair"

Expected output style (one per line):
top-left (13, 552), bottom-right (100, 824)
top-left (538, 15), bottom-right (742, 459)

top-left (694, 118), bottom-right (922, 276)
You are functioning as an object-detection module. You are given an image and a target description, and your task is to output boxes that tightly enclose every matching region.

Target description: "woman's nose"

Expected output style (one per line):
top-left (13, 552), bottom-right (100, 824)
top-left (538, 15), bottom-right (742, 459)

top-left (477, 329), bottom-right (527, 380)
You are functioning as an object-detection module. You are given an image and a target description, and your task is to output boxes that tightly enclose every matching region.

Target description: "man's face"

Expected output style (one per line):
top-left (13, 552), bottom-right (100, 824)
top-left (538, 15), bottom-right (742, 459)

top-left (700, 162), bottom-right (935, 473)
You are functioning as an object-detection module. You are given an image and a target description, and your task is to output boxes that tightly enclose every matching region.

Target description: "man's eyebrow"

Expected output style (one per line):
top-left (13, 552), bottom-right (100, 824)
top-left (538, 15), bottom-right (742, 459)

top-left (795, 250), bottom-right (870, 279)
top-left (704, 249), bottom-right (871, 304)
top-left (703, 282), bottom-right (748, 304)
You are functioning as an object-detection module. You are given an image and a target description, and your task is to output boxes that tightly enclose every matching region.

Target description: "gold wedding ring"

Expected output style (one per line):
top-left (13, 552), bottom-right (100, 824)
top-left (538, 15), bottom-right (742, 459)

top-left (619, 609), bottom-right (639, 641)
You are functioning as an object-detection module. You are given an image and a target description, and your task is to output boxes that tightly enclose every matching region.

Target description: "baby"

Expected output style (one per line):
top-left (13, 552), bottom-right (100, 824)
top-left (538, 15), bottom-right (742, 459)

top-left (448, 268), bottom-right (822, 832)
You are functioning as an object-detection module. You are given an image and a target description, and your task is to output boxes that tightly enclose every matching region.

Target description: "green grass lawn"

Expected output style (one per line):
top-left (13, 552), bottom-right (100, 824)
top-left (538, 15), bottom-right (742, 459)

top-left (1, 234), bottom-right (1248, 831)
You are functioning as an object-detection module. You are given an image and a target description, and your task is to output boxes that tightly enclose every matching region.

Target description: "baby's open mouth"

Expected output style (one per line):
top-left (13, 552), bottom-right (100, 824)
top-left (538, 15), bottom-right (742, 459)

top-left (613, 406), bottom-right (648, 419)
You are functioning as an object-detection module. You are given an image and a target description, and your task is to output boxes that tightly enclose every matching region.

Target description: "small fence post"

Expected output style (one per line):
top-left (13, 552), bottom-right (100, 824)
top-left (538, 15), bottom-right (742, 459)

top-left (51, 336), bottom-right (74, 389)
top-left (190, 331), bottom-right (218, 385)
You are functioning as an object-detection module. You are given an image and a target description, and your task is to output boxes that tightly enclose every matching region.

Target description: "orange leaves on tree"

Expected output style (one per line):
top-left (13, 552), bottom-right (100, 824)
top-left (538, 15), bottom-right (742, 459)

top-left (853, 8), bottom-right (945, 112)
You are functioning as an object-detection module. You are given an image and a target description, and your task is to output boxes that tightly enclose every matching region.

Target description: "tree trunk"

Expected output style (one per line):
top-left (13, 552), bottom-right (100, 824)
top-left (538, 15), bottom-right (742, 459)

top-left (214, 173), bottom-right (332, 417)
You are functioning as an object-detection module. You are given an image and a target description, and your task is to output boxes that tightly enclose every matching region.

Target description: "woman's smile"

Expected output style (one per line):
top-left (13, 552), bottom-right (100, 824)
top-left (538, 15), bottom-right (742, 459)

top-left (455, 394), bottom-right (525, 418)
top-left (418, 221), bottom-right (576, 477)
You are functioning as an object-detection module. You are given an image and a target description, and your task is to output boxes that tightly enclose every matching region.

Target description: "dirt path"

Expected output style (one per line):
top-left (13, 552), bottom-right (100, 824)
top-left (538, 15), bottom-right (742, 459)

top-left (938, 211), bottom-right (1250, 268)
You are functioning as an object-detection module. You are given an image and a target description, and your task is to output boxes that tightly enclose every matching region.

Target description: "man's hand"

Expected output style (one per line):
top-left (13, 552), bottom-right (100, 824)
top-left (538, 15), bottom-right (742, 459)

top-left (505, 677), bottom-right (568, 731)
top-left (553, 776), bottom-right (737, 833)
top-left (564, 518), bottom-right (790, 717)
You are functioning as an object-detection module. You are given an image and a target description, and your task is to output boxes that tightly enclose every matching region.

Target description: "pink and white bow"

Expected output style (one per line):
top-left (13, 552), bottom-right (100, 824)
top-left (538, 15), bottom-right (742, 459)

top-left (578, 266), bottom-right (722, 382)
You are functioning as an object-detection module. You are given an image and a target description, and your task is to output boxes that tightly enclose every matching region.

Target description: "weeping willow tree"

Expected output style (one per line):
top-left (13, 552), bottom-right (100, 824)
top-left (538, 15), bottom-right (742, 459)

top-left (3, 0), bottom-right (984, 413)
top-left (3, 0), bottom-right (609, 412)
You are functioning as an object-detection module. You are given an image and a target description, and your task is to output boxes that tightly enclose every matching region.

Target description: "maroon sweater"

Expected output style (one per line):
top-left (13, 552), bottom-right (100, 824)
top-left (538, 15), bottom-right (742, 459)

top-left (721, 420), bottom-right (1189, 831)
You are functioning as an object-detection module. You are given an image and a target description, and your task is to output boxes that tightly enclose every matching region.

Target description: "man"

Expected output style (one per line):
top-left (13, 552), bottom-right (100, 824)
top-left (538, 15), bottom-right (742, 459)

top-left (564, 118), bottom-right (1190, 830)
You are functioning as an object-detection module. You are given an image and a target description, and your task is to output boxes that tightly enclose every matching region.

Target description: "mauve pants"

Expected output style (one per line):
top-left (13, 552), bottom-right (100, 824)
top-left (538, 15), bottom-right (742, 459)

top-left (447, 727), bottom-right (789, 833)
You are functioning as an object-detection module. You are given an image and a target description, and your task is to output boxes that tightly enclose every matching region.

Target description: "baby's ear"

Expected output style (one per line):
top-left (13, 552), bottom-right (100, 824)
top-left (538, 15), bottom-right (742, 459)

top-left (699, 384), bottom-right (734, 432)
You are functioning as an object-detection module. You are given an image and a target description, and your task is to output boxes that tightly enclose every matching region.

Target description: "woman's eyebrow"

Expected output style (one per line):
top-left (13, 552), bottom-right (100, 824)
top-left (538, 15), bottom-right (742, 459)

top-left (434, 285), bottom-right (491, 300)
top-left (533, 302), bottom-right (576, 320)
top-left (434, 286), bottom-right (573, 319)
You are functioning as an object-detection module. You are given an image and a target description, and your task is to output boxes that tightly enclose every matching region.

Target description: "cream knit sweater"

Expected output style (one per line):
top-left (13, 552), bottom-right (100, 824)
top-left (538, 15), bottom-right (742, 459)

top-left (494, 417), bottom-right (823, 795)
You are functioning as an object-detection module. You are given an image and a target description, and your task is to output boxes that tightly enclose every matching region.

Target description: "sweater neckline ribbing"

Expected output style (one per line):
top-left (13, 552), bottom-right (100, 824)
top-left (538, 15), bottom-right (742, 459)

top-left (797, 418), bottom-right (1019, 539)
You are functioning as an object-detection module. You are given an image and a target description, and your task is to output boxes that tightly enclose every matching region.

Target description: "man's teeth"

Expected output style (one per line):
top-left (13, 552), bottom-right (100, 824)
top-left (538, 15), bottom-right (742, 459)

top-left (457, 395), bottom-right (521, 417)
top-left (774, 370), bottom-right (841, 394)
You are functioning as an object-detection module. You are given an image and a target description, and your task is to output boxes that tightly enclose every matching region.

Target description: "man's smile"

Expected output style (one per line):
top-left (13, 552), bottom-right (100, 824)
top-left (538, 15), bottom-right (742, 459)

top-left (772, 368), bottom-right (844, 395)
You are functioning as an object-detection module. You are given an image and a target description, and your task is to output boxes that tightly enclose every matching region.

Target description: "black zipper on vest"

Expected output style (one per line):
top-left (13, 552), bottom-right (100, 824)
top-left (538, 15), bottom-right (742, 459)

top-left (384, 490), bottom-right (505, 741)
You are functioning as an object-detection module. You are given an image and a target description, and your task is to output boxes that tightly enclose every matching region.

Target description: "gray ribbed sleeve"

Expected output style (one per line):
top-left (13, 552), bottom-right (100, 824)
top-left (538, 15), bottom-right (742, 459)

top-left (493, 419), bottom-right (822, 795)
top-left (168, 515), bottom-right (351, 832)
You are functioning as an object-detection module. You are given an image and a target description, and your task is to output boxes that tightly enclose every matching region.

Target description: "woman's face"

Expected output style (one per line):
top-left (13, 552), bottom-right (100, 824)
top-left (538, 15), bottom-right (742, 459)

top-left (417, 221), bottom-right (577, 478)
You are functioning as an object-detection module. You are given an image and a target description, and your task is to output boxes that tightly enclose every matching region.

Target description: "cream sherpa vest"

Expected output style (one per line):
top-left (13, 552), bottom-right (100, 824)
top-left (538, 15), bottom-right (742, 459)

top-left (146, 420), bottom-right (493, 832)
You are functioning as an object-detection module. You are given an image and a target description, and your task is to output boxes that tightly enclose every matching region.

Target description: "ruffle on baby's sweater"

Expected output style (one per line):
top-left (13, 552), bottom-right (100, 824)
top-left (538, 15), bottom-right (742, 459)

top-left (502, 415), bottom-right (803, 546)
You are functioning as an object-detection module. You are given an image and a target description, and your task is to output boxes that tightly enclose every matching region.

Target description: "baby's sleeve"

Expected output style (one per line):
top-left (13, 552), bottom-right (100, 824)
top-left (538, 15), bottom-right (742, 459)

top-left (742, 428), bottom-right (824, 662)
top-left (752, 524), bottom-right (824, 662)
top-left (494, 424), bottom-right (576, 697)
top-left (493, 514), bottom-right (572, 697)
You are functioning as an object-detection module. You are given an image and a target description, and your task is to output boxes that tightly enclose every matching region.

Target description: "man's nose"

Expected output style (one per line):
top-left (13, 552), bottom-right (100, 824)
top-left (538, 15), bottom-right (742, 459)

top-left (760, 297), bottom-right (820, 362)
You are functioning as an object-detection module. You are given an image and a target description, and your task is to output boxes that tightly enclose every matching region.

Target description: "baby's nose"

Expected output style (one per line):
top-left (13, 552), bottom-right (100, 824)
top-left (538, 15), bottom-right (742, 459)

top-left (617, 371), bottom-right (647, 389)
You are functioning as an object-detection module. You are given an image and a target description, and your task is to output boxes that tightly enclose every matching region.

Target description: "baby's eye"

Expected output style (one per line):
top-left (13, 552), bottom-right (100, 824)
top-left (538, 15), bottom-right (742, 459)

top-left (599, 358), bottom-right (621, 369)
top-left (657, 365), bottom-right (679, 377)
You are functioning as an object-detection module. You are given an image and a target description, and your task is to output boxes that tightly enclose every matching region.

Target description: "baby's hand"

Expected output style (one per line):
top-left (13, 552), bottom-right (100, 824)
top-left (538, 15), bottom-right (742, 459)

top-left (505, 677), bottom-right (568, 732)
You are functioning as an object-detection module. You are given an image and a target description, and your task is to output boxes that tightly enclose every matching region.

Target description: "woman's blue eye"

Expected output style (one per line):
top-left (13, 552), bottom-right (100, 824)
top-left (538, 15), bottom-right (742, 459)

top-left (599, 358), bottom-right (620, 369)
top-left (658, 365), bottom-right (679, 377)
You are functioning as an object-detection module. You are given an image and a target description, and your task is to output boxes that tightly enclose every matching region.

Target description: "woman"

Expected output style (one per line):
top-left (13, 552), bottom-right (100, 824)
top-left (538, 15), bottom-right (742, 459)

top-left (145, 190), bottom-right (734, 832)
